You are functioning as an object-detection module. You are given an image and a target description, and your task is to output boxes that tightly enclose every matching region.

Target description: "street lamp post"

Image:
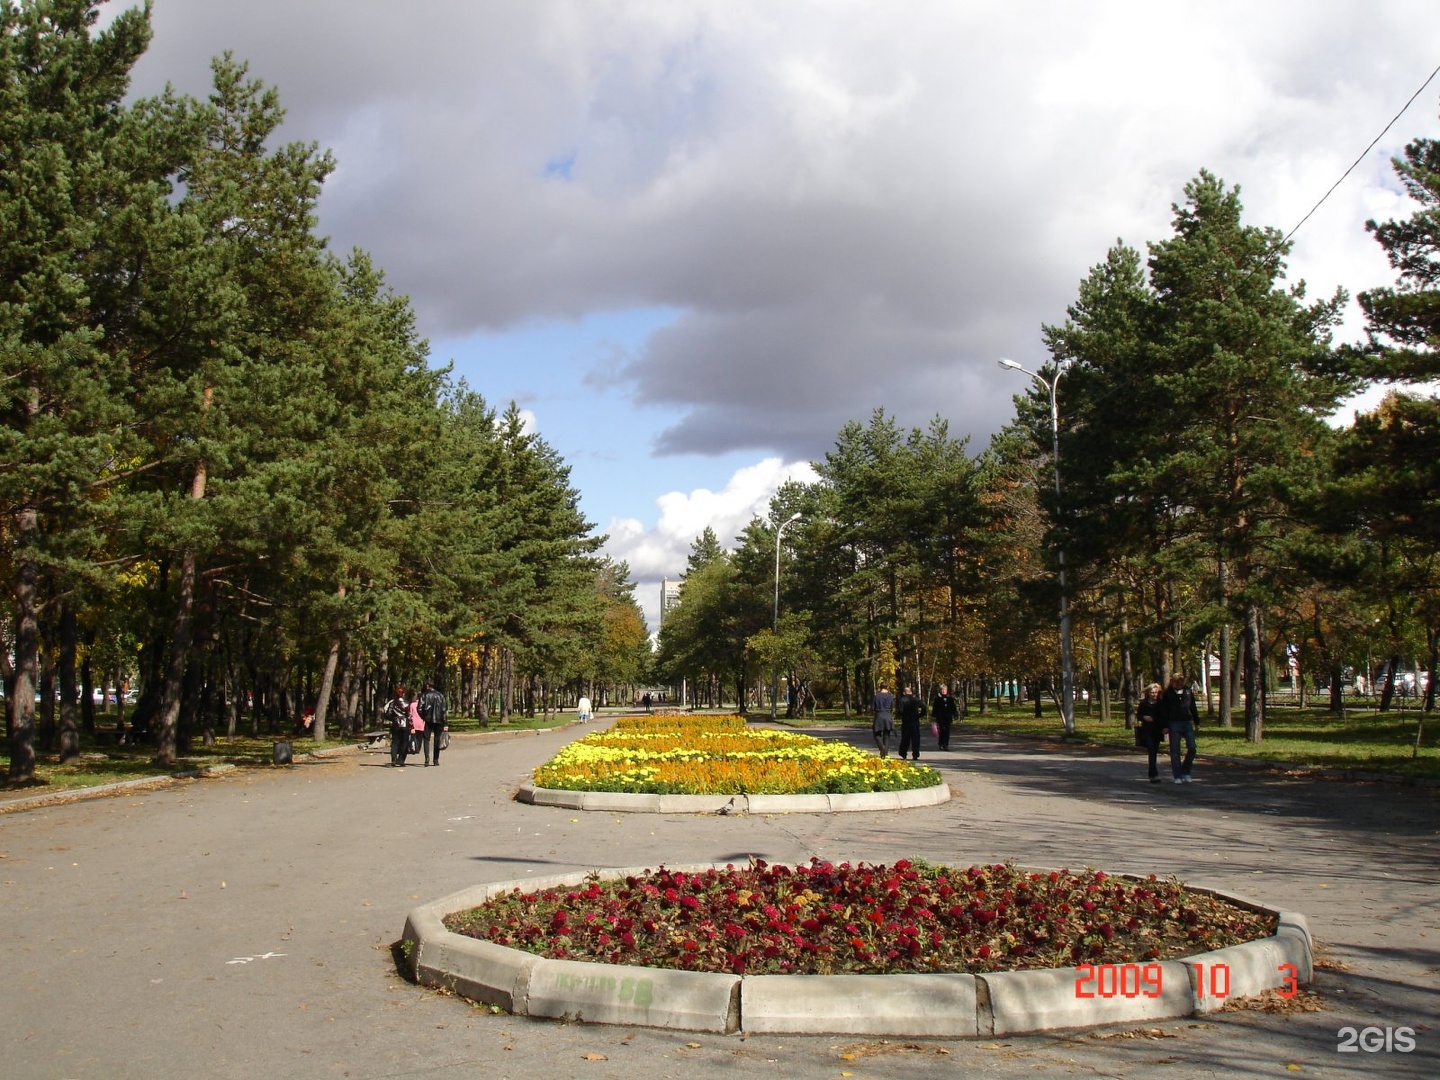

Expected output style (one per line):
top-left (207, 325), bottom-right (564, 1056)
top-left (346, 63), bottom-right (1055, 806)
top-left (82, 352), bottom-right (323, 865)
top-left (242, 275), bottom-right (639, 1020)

top-left (772, 511), bottom-right (802, 719)
top-left (998, 357), bottom-right (1075, 736)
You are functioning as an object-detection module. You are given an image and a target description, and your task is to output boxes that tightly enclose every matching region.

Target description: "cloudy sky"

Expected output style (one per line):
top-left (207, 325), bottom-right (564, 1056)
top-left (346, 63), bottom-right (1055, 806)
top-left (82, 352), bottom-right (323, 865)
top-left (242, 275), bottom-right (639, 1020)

top-left (113, 0), bottom-right (1440, 629)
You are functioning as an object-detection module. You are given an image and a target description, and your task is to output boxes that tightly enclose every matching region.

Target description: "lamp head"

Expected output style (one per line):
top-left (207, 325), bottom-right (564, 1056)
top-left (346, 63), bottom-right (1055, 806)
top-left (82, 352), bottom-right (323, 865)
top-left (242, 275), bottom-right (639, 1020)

top-left (998, 357), bottom-right (1023, 371)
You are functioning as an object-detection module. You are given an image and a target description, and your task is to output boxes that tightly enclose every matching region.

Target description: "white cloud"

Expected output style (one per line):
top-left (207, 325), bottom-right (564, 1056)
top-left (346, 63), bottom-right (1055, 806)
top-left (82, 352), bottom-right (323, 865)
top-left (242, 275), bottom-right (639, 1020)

top-left (118, 1), bottom-right (1440, 492)
top-left (601, 456), bottom-right (819, 631)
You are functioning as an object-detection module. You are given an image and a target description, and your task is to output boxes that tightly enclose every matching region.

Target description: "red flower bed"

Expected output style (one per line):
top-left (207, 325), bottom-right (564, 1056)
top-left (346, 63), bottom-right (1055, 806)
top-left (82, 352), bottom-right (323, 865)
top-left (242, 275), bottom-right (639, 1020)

top-left (443, 859), bottom-right (1276, 976)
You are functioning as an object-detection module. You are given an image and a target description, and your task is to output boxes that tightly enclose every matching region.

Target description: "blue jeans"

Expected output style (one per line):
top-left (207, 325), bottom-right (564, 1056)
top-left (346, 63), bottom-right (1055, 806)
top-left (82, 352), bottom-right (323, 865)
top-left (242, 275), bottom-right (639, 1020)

top-left (1168, 721), bottom-right (1196, 778)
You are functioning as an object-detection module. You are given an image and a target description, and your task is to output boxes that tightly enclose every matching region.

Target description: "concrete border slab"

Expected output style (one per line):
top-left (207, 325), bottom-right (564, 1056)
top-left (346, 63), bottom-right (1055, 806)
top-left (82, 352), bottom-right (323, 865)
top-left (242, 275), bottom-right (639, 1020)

top-left (744, 973), bottom-right (979, 1036)
top-left (525, 957), bottom-right (740, 1032)
top-left (981, 961), bottom-right (1192, 1034)
top-left (515, 781), bottom-right (951, 814)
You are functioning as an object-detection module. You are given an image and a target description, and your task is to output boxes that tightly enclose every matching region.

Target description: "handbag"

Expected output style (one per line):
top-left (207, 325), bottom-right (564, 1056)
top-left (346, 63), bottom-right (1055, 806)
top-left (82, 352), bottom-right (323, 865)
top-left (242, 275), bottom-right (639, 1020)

top-left (438, 730), bottom-right (450, 751)
top-left (931, 722), bottom-right (939, 739)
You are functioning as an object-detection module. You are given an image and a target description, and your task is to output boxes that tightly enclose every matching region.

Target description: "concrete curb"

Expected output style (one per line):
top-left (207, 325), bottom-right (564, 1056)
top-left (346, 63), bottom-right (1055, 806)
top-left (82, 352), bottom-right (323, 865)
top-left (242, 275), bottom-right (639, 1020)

top-left (513, 781), bottom-right (951, 814)
top-left (400, 863), bottom-right (1311, 1036)
top-left (0, 763), bottom-right (238, 815)
top-left (0, 716), bottom-right (601, 816)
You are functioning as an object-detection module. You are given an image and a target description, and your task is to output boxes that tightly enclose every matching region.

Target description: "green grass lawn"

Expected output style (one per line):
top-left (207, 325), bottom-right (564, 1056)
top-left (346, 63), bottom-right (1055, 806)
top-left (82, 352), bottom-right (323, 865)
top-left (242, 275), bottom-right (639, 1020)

top-left (0, 707), bottom-right (584, 798)
top-left (770, 699), bottom-right (1440, 782)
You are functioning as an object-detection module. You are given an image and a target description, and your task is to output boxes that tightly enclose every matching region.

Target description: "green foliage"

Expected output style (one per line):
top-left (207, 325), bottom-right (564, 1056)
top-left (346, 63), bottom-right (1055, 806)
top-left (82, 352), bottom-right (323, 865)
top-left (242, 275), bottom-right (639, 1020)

top-left (2, 4), bottom-right (633, 778)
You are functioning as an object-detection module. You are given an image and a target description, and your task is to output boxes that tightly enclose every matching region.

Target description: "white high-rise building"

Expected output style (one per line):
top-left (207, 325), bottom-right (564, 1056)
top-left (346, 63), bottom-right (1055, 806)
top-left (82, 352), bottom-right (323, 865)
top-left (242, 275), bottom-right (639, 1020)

top-left (659, 577), bottom-right (681, 627)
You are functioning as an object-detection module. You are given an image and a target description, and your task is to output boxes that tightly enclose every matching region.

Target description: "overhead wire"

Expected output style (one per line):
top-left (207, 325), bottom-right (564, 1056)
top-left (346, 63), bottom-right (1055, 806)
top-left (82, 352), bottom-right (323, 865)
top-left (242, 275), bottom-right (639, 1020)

top-left (1283, 58), bottom-right (1440, 244)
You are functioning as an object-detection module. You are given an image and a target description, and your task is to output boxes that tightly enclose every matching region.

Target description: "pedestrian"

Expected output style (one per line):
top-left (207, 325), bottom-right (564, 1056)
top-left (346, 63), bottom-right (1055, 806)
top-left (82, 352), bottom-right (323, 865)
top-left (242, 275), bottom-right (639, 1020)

top-left (642, 692), bottom-right (652, 714)
top-left (386, 686), bottom-right (411, 767)
top-left (1161, 672), bottom-right (1199, 783)
top-left (419, 681), bottom-right (448, 766)
top-left (872, 683), bottom-right (895, 758)
top-left (1136, 682), bottom-right (1164, 782)
top-left (931, 683), bottom-right (958, 750)
top-left (408, 693), bottom-right (424, 757)
top-left (577, 694), bottom-right (592, 722)
top-left (897, 684), bottom-right (924, 761)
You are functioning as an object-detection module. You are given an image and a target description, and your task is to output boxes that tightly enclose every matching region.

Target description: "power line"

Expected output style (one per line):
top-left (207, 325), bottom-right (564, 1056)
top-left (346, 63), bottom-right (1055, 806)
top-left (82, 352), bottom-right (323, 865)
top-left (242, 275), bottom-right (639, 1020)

top-left (1284, 59), bottom-right (1440, 244)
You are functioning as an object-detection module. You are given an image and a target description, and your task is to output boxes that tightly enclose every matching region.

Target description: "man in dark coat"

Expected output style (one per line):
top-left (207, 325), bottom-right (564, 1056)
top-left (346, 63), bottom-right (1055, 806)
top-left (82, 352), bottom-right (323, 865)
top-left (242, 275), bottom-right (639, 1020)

top-left (872, 684), bottom-right (895, 758)
top-left (1161, 672), bottom-right (1200, 783)
top-left (931, 684), bottom-right (959, 750)
top-left (419, 681), bottom-right (447, 767)
top-left (896, 684), bottom-right (924, 761)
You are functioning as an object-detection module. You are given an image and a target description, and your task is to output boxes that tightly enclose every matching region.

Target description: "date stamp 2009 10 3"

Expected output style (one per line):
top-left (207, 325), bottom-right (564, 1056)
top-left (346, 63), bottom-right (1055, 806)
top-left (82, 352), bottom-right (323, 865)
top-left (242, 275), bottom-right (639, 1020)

top-left (1072, 961), bottom-right (1299, 1001)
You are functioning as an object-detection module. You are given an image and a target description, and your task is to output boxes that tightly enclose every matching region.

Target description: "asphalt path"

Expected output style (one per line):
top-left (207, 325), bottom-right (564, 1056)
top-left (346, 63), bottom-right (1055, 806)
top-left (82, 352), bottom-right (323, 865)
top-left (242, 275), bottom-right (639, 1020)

top-left (1, 719), bottom-right (1437, 1079)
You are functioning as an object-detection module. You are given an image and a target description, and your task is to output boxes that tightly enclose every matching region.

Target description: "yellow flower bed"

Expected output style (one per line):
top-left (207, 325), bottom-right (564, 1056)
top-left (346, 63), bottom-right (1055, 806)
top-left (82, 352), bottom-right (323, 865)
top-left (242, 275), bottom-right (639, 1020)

top-left (534, 715), bottom-right (939, 795)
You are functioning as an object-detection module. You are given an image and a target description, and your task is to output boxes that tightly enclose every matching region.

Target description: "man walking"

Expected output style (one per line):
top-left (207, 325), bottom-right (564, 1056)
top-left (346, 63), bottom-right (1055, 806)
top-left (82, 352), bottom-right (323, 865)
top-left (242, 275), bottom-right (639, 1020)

top-left (419, 681), bottom-right (447, 766)
top-left (931, 683), bottom-right (958, 750)
top-left (1162, 672), bottom-right (1199, 783)
top-left (872, 684), bottom-right (895, 758)
top-left (897, 684), bottom-right (924, 761)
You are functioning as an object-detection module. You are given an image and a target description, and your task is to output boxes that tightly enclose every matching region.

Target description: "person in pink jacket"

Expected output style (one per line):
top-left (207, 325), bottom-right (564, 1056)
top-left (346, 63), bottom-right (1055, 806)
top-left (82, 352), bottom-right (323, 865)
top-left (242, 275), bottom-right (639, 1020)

top-left (408, 695), bottom-right (424, 757)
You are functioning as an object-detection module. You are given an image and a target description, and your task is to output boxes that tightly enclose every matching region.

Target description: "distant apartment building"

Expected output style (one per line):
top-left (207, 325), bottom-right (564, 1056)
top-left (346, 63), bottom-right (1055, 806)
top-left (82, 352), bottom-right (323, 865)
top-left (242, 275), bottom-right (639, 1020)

top-left (659, 577), bottom-right (681, 627)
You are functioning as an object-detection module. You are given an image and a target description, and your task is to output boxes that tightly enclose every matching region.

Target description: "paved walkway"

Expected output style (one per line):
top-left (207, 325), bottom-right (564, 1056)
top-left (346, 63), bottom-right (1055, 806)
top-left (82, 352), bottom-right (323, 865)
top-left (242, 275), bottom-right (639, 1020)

top-left (1, 721), bottom-right (1436, 1079)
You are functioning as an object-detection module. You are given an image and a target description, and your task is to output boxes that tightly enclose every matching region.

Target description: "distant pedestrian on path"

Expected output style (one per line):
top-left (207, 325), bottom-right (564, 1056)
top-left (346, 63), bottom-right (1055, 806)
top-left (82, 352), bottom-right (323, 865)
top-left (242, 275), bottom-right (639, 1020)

top-left (931, 684), bottom-right (958, 750)
top-left (1136, 682), bottom-right (1164, 782)
top-left (872, 684), bottom-right (895, 757)
top-left (897, 684), bottom-right (924, 761)
top-left (419, 682), bottom-right (447, 766)
top-left (1162, 672), bottom-right (1199, 783)
top-left (386, 686), bottom-right (411, 767)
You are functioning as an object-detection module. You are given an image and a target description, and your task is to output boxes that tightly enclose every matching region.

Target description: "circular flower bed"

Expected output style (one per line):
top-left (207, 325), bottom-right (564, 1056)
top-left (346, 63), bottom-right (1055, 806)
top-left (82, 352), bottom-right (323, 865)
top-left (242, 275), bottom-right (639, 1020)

top-left (533, 714), bottom-right (939, 795)
top-left (443, 859), bottom-right (1276, 977)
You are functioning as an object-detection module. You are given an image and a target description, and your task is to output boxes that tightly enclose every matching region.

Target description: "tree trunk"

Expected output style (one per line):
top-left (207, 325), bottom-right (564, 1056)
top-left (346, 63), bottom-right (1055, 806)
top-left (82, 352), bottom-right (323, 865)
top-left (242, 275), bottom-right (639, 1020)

top-left (155, 544), bottom-right (197, 766)
top-left (1425, 626), bottom-right (1437, 713)
top-left (1378, 655), bottom-right (1399, 712)
top-left (39, 642), bottom-right (56, 751)
top-left (312, 628), bottom-right (342, 743)
top-left (80, 628), bottom-right (96, 735)
top-left (1329, 663), bottom-right (1345, 715)
top-left (7, 507), bottom-right (41, 782)
top-left (57, 603), bottom-right (80, 763)
top-left (1243, 603), bottom-right (1265, 743)
top-left (1095, 626), bottom-right (1111, 723)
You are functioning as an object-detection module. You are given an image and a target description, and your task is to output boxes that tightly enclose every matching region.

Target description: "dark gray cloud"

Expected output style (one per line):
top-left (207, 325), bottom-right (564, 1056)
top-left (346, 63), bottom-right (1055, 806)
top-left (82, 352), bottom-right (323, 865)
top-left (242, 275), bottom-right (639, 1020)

top-left (119, 0), bottom-right (1440, 463)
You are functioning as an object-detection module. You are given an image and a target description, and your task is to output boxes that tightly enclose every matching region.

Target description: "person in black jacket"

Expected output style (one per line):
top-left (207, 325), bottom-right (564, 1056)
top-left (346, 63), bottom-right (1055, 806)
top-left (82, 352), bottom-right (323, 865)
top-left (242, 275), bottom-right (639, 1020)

top-left (931, 684), bottom-right (959, 750)
top-left (1161, 672), bottom-right (1199, 783)
top-left (1136, 682), bottom-right (1164, 782)
top-left (419, 682), bottom-right (447, 766)
top-left (385, 686), bottom-right (410, 768)
top-left (896, 684), bottom-right (924, 761)
top-left (872, 684), bottom-right (895, 757)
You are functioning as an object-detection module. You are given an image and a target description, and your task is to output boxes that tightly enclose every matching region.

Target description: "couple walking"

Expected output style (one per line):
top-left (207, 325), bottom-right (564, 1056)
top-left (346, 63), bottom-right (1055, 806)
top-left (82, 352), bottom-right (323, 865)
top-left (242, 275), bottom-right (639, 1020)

top-left (385, 682), bottom-right (449, 767)
top-left (1136, 672), bottom-right (1199, 783)
top-left (872, 683), bottom-right (959, 760)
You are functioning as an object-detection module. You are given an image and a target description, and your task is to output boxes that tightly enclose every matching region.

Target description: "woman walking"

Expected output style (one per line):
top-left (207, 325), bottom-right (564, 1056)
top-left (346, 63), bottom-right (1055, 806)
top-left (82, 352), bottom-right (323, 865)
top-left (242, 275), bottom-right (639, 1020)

top-left (1137, 682), bottom-right (1164, 782)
